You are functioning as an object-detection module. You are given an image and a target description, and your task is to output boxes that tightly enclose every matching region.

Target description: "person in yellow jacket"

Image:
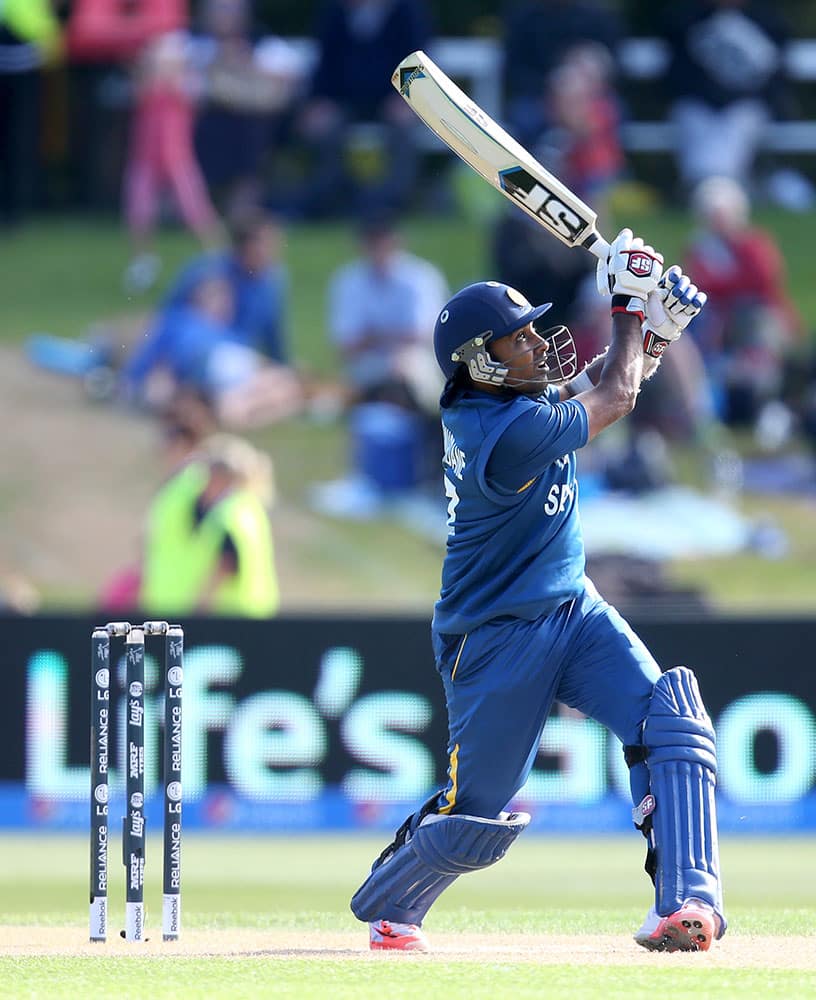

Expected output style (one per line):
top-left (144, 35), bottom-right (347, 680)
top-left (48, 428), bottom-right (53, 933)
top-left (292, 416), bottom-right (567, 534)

top-left (1, 0), bottom-right (61, 59)
top-left (0, 0), bottom-right (62, 225)
top-left (140, 433), bottom-right (279, 618)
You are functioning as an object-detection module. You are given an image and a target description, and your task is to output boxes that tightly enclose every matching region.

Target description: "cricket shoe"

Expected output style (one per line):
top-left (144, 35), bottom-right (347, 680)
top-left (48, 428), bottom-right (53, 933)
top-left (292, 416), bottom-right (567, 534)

top-left (635, 899), bottom-right (719, 952)
top-left (369, 919), bottom-right (429, 952)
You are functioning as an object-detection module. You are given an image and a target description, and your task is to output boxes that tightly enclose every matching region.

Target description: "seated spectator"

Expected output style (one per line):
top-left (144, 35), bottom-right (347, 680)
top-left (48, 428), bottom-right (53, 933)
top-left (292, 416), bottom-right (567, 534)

top-left (164, 209), bottom-right (290, 363)
top-left (629, 335), bottom-right (722, 449)
top-left (328, 212), bottom-right (446, 416)
top-left (122, 269), bottom-right (303, 428)
top-left (659, 0), bottom-right (792, 194)
top-left (191, 0), bottom-right (303, 215)
top-left (292, 0), bottom-right (432, 217)
top-left (501, 0), bottom-right (623, 147)
top-left (314, 212), bottom-right (447, 511)
top-left (684, 175), bottom-right (804, 427)
top-left (123, 29), bottom-right (223, 292)
top-left (140, 431), bottom-right (279, 618)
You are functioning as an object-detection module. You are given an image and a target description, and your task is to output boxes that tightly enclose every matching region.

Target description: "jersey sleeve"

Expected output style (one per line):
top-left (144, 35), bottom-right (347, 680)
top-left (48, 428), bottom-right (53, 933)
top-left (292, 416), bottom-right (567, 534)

top-left (485, 394), bottom-right (589, 494)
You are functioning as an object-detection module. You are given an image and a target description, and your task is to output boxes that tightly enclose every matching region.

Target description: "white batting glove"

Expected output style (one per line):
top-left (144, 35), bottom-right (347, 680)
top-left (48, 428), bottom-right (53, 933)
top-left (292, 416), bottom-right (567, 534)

top-left (641, 266), bottom-right (707, 358)
top-left (596, 228), bottom-right (664, 322)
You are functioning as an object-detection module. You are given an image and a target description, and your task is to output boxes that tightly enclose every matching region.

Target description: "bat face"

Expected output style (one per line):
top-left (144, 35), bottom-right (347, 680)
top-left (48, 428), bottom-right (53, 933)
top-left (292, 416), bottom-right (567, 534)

top-left (393, 51), bottom-right (608, 259)
top-left (498, 166), bottom-right (595, 245)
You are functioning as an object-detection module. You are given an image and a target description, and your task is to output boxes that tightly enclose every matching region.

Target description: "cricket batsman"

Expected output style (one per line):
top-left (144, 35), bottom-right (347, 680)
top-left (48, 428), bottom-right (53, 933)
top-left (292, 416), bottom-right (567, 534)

top-left (350, 228), bottom-right (727, 953)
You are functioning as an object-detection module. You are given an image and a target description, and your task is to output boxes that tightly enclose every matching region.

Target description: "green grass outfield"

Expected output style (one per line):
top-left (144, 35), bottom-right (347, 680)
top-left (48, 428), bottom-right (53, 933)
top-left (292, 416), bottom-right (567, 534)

top-left (1, 833), bottom-right (814, 998)
top-left (3, 211), bottom-right (816, 612)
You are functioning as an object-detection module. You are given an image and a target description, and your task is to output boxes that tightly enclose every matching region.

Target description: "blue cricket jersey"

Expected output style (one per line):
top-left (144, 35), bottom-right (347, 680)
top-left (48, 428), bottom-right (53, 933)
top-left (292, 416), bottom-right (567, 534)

top-left (432, 385), bottom-right (589, 635)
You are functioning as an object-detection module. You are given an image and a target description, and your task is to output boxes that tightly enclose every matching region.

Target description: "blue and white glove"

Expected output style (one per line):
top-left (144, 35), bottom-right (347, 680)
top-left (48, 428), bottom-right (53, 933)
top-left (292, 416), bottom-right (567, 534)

top-left (596, 228), bottom-right (664, 322)
top-left (641, 266), bottom-right (707, 358)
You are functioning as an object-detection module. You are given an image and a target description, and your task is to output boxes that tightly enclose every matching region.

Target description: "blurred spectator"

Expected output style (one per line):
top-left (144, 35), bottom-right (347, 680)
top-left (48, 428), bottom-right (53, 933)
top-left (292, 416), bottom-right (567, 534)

top-left (293, 0), bottom-right (432, 217)
top-left (501, 0), bottom-right (623, 147)
top-left (310, 212), bottom-right (447, 515)
top-left (164, 209), bottom-right (290, 363)
top-left (0, 566), bottom-right (41, 614)
top-left (123, 29), bottom-right (222, 293)
top-left (328, 212), bottom-right (446, 416)
top-left (0, 0), bottom-right (62, 226)
top-left (492, 43), bottom-right (623, 327)
top-left (66, 0), bottom-right (187, 211)
top-left (803, 365), bottom-right (816, 453)
top-left (544, 44), bottom-right (624, 214)
top-left (659, 1), bottom-right (792, 193)
top-left (683, 175), bottom-right (804, 427)
top-left (67, 0), bottom-right (186, 61)
top-left (139, 430), bottom-right (280, 618)
top-left (630, 336), bottom-right (722, 448)
top-left (122, 268), bottom-right (303, 428)
top-left (99, 386), bottom-right (220, 612)
top-left (66, 1), bottom-right (220, 290)
top-left (157, 385), bottom-right (222, 471)
top-left (191, 0), bottom-right (303, 215)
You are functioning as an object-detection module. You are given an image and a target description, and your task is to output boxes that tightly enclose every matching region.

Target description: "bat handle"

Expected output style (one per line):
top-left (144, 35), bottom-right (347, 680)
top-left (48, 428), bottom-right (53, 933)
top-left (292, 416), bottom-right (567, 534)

top-left (585, 232), bottom-right (610, 260)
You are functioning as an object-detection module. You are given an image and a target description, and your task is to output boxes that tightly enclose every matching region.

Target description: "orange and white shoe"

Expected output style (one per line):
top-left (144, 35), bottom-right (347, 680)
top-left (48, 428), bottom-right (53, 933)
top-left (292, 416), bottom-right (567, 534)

top-left (635, 899), bottom-right (720, 952)
top-left (369, 919), bottom-right (430, 952)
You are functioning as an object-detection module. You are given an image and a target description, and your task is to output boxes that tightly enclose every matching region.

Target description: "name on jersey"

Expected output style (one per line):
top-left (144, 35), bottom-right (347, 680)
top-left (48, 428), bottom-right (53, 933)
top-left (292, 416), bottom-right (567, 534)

top-left (442, 424), bottom-right (466, 480)
top-left (543, 480), bottom-right (576, 516)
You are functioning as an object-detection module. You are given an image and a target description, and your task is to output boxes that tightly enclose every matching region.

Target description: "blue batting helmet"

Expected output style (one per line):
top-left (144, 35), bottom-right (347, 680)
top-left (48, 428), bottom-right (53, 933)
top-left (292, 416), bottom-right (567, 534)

top-left (433, 281), bottom-right (553, 381)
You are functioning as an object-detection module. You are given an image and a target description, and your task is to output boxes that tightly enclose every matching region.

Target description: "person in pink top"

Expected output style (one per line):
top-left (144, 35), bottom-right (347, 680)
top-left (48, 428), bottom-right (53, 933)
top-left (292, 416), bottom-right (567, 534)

top-left (124, 30), bottom-right (222, 292)
top-left (67, 0), bottom-right (222, 291)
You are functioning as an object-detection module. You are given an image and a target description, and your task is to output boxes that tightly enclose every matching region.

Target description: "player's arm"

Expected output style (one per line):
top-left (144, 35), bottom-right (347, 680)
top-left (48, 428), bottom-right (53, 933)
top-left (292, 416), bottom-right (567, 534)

top-left (561, 228), bottom-right (664, 441)
top-left (576, 313), bottom-right (645, 440)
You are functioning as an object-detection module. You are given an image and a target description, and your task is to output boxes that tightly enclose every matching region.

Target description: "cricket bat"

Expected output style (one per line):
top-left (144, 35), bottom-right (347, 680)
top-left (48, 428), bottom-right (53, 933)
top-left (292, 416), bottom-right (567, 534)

top-left (392, 50), bottom-right (610, 260)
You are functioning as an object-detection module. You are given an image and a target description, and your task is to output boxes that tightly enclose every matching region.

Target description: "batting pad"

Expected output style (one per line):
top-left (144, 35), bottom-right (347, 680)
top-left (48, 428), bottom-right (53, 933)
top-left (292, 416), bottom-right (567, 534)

top-left (351, 811), bottom-right (530, 926)
top-left (643, 667), bottom-right (725, 928)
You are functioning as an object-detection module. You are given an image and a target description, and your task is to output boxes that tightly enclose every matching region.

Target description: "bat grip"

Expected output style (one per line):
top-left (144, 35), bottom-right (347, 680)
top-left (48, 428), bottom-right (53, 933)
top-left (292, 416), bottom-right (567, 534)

top-left (585, 233), bottom-right (610, 260)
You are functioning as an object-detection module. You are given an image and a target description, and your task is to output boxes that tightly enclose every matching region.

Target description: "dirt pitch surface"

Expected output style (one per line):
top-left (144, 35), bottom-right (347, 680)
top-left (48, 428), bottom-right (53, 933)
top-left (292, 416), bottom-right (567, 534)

top-left (1, 926), bottom-right (813, 968)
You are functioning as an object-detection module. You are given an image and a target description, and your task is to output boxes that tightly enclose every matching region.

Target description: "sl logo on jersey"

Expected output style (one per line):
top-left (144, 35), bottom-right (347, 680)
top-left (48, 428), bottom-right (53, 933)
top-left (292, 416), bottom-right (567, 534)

top-left (498, 166), bottom-right (586, 242)
top-left (626, 252), bottom-right (655, 277)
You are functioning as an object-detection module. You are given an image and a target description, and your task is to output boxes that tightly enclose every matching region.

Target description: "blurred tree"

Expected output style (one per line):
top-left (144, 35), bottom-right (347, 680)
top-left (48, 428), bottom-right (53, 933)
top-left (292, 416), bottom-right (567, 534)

top-left (252, 0), bottom-right (310, 35)
top-left (626, 0), bottom-right (816, 34)
top-left (250, 0), bottom-right (498, 36)
top-left (245, 1), bottom-right (816, 39)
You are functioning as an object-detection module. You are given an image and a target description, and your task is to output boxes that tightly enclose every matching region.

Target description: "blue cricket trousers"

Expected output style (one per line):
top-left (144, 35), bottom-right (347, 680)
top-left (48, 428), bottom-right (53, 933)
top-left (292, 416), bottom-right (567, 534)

top-left (431, 581), bottom-right (661, 817)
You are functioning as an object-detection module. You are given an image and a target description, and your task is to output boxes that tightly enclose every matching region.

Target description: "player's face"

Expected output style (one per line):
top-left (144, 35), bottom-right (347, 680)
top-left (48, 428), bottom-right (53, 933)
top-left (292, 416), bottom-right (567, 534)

top-left (490, 322), bottom-right (551, 394)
